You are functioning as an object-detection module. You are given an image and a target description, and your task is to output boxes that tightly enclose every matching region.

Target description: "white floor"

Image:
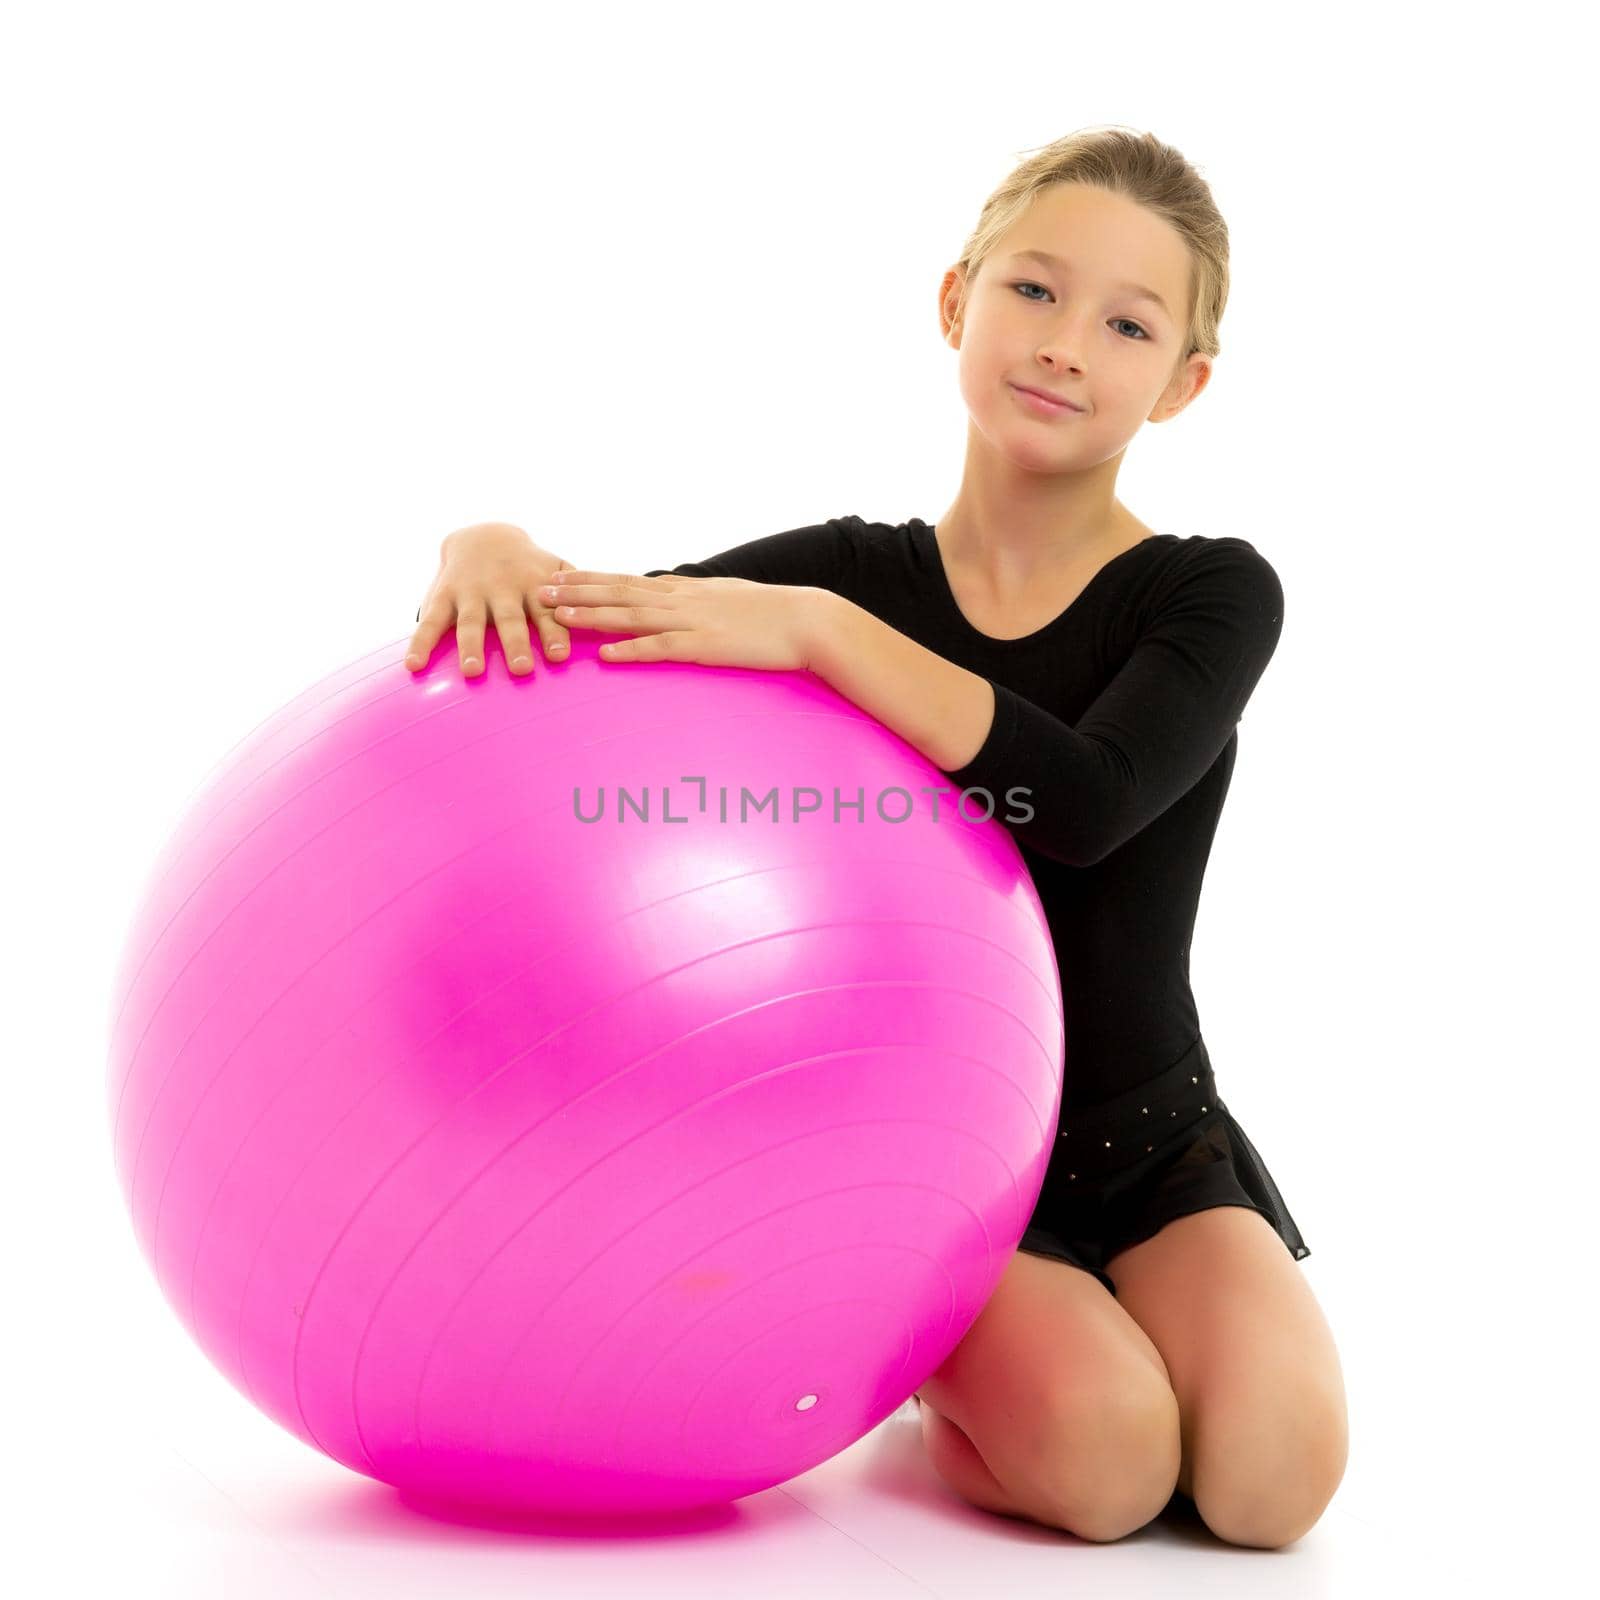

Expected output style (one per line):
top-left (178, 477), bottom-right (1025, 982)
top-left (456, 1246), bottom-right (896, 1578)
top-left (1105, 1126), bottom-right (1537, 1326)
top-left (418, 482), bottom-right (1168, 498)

top-left (23, 1402), bottom-right (1342, 1598)
top-left (18, 1372), bottom-right (1542, 1600)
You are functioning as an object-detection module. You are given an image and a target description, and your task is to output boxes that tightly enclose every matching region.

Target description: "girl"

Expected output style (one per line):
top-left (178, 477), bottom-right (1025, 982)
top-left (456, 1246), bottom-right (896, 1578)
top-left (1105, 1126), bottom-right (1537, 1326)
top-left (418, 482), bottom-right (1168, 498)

top-left (407, 127), bottom-right (1347, 1550)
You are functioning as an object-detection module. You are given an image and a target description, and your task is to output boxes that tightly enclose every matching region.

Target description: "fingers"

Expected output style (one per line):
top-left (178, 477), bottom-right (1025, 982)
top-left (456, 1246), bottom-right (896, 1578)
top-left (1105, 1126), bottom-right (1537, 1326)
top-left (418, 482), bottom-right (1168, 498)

top-left (406, 602), bottom-right (447, 671)
top-left (537, 578), bottom-right (654, 611)
top-left (546, 571), bottom-right (660, 588)
top-left (454, 598), bottom-right (488, 677)
top-left (528, 564), bottom-right (574, 664)
top-left (406, 564), bottom-right (614, 678)
top-left (529, 606), bottom-right (571, 662)
top-left (535, 577), bottom-right (664, 657)
top-left (490, 595), bottom-right (536, 676)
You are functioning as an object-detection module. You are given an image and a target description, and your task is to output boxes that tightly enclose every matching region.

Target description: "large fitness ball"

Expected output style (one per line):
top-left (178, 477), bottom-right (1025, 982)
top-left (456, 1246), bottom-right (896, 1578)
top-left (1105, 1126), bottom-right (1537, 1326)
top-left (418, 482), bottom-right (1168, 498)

top-left (106, 627), bottom-right (1063, 1517)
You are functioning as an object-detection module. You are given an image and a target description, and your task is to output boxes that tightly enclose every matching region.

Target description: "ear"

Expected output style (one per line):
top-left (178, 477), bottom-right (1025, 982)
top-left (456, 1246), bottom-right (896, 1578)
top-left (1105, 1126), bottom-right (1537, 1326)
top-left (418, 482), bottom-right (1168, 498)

top-left (939, 267), bottom-right (967, 347)
top-left (1150, 351), bottom-right (1213, 423)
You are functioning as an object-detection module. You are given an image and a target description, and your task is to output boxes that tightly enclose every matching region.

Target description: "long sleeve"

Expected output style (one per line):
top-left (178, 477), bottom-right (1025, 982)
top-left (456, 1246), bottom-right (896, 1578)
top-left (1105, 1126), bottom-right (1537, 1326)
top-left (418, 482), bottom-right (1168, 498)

top-left (939, 538), bottom-right (1285, 868)
top-left (644, 518), bottom-right (858, 593)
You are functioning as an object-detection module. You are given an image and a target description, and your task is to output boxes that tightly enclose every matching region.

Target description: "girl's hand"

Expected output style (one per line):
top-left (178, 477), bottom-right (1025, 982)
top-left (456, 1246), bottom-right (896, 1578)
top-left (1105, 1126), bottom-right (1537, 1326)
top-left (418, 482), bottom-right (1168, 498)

top-left (536, 571), bottom-right (832, 674)
top-left (408, 522), bottom-right (581, 678)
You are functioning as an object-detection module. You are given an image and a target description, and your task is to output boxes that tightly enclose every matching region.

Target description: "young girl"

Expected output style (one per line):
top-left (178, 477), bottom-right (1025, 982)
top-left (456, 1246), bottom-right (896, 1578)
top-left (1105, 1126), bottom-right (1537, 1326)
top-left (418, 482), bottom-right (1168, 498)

top-left (407, 127), bottom-right (1347, 1551)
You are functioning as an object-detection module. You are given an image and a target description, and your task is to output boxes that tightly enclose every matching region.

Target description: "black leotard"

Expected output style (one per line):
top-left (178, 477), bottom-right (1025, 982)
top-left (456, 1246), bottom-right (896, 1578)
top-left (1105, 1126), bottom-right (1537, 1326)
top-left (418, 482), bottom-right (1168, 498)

top-left (647, 513), bottom-right (1284, 1113)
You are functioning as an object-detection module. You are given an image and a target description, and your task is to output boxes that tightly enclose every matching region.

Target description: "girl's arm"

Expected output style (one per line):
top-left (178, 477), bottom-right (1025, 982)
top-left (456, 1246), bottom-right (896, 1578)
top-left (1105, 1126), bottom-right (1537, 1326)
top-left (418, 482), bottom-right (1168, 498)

top-left (809, 538), bottom-right (1284, 867)
top-left (806, 592), bottom-right (999, 774)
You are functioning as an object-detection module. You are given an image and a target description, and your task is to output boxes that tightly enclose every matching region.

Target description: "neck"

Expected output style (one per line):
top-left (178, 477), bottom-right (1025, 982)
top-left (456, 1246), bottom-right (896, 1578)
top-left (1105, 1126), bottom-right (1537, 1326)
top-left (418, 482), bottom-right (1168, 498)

top-left (934, 424), bottom-right (1136, 582)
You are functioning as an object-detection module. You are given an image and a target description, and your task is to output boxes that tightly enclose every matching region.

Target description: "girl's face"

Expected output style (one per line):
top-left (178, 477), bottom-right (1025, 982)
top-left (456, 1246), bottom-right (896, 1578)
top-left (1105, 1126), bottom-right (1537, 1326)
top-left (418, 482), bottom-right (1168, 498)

top-left (940, 183), bottom-right (1207, 471)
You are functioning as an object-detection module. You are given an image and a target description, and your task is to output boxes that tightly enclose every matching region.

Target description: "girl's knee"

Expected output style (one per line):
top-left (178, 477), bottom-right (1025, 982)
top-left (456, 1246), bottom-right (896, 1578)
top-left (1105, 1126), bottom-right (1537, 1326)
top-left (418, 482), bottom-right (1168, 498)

top-left (1017, 1385), bottom-right (1183, 1541)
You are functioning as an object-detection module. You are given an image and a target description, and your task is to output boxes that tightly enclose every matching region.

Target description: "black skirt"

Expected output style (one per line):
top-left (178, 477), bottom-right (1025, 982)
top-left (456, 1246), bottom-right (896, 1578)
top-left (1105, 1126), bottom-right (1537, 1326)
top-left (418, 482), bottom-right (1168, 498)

top-left (1018, 1034), bottom-right (1310, 1296)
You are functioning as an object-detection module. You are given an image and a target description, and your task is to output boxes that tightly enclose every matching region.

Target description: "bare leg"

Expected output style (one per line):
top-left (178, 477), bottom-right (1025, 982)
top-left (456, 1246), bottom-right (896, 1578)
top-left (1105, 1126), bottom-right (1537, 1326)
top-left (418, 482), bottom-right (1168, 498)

top-left (917, 1396), bottom-right (1036, 1521)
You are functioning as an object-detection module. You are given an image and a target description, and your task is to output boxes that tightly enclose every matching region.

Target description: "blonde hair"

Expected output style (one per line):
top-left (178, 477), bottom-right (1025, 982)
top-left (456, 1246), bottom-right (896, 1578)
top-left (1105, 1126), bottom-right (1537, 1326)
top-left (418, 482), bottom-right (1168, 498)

top-left (951, 125), bottom-right (1230, 377)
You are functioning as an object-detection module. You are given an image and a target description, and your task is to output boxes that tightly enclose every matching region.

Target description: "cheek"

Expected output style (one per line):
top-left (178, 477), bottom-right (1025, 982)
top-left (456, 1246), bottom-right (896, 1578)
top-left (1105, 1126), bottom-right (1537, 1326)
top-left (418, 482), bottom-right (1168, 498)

top-left (956, 367), bottom-right (1017, 444)
top-left (953, 347), bottom-right (985, 416)
top-left (955, 342), bottom-right (1010, 411)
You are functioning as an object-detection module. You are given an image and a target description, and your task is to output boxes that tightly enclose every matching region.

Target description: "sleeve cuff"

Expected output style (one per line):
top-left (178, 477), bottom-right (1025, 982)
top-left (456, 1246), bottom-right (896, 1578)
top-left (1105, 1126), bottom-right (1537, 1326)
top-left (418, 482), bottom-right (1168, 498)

top-left (938, 678), bottom-right (1019, 793)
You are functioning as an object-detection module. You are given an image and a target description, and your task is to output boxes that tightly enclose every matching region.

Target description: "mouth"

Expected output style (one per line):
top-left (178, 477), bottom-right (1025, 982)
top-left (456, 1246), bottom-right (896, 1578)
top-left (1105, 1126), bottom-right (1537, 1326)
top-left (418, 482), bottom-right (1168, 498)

top-left (1010, 383), bottom-right (1084, 415)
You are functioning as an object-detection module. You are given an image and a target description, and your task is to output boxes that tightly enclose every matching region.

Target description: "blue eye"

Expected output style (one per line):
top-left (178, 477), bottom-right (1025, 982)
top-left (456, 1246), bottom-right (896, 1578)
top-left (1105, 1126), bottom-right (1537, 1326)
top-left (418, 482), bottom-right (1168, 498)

top-left (1010, 281), bottom-right (1149, 340)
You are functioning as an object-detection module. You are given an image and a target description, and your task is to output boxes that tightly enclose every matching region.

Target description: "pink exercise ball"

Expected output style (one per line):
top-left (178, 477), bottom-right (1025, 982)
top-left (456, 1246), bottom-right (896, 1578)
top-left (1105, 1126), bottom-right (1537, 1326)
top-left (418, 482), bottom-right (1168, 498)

top-left (106, 627), bottom-right (1063, 1517)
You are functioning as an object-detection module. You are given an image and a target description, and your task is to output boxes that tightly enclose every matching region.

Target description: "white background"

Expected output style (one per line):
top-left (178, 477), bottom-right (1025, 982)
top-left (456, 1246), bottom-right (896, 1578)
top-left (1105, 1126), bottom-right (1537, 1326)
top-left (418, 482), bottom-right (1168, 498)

top-left (5, 1), bottom-right (1594, 1594)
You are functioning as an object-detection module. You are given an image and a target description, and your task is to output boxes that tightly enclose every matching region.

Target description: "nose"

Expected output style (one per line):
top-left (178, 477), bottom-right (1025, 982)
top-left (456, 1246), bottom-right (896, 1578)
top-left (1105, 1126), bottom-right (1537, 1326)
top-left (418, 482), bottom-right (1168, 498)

top-left (1034, 343), bottom-right (1085, 377)
top-left (1031, 312), bottom-right (1094, 373)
